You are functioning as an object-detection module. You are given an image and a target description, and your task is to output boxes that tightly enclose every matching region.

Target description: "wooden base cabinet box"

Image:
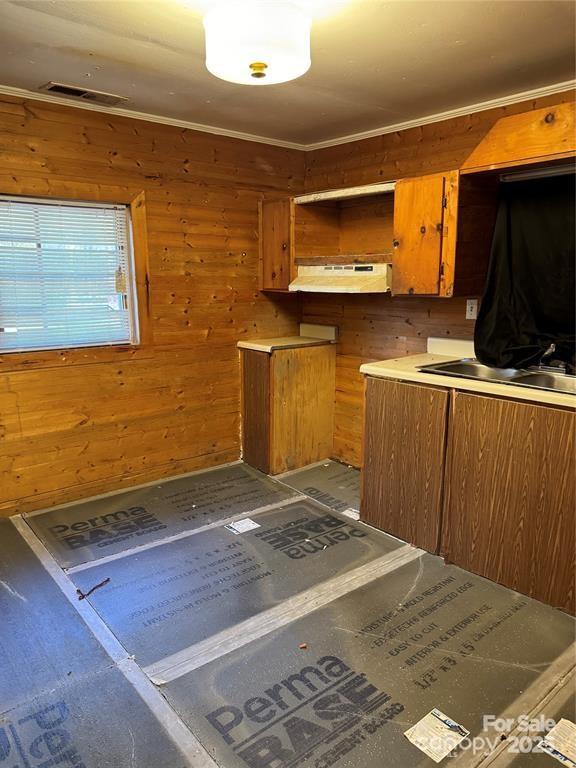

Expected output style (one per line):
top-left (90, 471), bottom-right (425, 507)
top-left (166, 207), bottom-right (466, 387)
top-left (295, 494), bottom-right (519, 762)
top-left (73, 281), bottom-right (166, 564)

top-left (240, 343), bottom-right (336, 475)
top-left (361, 375), bottom-right (575, 613)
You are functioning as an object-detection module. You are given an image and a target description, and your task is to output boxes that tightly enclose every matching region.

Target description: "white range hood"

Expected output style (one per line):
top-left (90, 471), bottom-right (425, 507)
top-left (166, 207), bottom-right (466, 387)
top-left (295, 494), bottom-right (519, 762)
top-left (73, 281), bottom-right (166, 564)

top-left (289, 263), bottom-right (392, 293)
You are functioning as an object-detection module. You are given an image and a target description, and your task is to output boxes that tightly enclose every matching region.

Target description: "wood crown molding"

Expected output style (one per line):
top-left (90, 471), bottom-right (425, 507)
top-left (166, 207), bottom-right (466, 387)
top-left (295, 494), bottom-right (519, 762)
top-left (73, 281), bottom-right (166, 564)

top-left (0, 80), bottom-right (574, 152)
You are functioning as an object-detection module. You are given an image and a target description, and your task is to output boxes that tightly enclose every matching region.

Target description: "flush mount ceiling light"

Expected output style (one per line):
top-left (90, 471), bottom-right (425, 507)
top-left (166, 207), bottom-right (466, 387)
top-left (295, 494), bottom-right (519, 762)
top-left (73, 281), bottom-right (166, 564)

top-left (203, 0), bottom-right (311, 85)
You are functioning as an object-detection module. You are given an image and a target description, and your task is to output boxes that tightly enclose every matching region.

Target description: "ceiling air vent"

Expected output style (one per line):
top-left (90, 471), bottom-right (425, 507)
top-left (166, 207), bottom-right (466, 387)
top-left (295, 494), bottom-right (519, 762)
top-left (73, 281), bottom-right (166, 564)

top-left (39, 82), bottom-right (128, 107)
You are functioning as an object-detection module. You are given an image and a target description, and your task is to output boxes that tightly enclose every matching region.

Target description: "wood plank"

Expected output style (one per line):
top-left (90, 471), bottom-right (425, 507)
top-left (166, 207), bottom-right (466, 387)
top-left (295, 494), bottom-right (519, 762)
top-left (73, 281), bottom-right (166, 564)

top-left (361, 377), bottom-right (449, 552)
top-left (240, 350), bottom-right (270, 473)
top-left (461, 102), bottom-right (576, 171)
top-left (269, 345), bottom-right (335, 473)
top-left (339, 194), bottom-right (394, 256)
top-left (442, 392), bottom-right (575, 613)
top-left (305, 91), bottom-right (575, 191)
top-left (294, 201), bottom-right (340, 260)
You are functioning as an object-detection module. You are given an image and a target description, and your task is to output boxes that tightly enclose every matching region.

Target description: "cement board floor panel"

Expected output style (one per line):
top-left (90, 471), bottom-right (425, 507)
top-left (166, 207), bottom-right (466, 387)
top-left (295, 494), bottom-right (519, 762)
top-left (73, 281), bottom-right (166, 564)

top-left (25, 463), bottom-right (298, 568)
top-left (162, 553), bottom-right (575, 768)
top-left (71, 500), bottom-right (403, 668)
top-left (280, 460), bottom-right (361, 513)
top-left (0, 665), bottom-right (191, 768)
top-left (499, 677), bottom-right (576, 767)
top-left (0, 520), bottom-right (112, 713)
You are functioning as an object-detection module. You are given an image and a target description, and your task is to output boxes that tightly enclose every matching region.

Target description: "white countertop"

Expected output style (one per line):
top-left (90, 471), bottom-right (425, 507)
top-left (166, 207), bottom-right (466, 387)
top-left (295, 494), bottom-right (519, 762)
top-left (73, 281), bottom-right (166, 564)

top-left (237, 336), bottom-right (334, 353)
top-left (360, 353), bottom-right (576, 409)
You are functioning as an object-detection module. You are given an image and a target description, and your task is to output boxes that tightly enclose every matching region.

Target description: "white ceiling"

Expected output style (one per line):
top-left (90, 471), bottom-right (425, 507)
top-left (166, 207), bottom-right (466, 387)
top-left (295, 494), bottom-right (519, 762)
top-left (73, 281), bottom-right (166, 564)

top-left (0, 0), bottom-right (574, 147)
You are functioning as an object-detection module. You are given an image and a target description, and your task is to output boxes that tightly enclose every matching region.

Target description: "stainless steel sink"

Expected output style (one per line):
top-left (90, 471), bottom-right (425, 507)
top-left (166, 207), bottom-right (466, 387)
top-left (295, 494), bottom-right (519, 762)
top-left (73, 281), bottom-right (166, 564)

top-left (512, 371), bottom-right (576, 395)
top-left (419, 358), bottom-right (576, 395)
top-left (422, 360), bottom-right (519, 382)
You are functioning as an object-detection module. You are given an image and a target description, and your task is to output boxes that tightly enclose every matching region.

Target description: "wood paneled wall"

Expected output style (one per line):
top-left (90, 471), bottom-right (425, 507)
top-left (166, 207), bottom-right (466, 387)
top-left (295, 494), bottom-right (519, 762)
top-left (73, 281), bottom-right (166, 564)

top-left (302, 90), bottom-right (575, 467)
top-left (0, 95), bottom-right (304, 516)
top-left (302, 294), bottom-right (474, 466)
top-left (1, 90), bottom-right (574, 512)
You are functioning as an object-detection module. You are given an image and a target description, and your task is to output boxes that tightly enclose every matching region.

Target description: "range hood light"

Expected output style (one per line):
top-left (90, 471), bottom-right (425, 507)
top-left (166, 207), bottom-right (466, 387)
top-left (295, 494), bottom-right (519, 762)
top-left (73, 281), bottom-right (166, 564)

top-left (203, 1), bottom-right (311, 86)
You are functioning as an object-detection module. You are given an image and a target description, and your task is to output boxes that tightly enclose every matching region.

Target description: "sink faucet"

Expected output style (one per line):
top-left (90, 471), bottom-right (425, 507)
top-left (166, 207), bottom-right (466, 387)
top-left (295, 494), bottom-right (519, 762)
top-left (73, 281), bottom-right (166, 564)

top-left (541, 343), bottom-right (556, 364)
top-left (538, 343), bottom-right (568, 372)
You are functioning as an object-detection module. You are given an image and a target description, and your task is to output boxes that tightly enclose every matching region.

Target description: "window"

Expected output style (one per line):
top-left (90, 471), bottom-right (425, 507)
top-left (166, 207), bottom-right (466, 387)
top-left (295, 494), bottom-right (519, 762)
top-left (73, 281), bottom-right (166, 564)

top-left (0, 196), bottom-right (139, 353)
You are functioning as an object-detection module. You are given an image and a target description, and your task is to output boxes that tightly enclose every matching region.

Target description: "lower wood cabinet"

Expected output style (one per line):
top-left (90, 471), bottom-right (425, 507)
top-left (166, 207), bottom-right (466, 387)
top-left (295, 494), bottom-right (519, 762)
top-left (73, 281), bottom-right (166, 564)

top-left (361, 377), bottom-right (449, 553)
top-left (442, 391), bottom-right (575, 614)
top-left (241, 345), bottom-right (335, 475)
top-left (361, 376), bottom-right (575, 613)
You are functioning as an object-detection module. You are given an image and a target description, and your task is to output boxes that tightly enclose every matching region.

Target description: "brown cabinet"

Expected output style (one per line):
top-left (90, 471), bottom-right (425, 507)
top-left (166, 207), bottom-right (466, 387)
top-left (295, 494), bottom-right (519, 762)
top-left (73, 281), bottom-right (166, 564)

top-left (361, 376), bottom-right (576, 613)
top-left (392, 170), bottom-right (498, 298)
top-left (258, 104), bottom-right (573, 297)
top-left (241, 344), bottom-right (336, 474)
top-left (258, 198), bottom-right (294, 291)
top-left (259, 188), bottom-right (395, 292)
top-left (442, 392), bottom-right (575, 614)
top-left (392, 172), bottom-right (453, 296)
top-left (361, 377), bottom-right (449, 552)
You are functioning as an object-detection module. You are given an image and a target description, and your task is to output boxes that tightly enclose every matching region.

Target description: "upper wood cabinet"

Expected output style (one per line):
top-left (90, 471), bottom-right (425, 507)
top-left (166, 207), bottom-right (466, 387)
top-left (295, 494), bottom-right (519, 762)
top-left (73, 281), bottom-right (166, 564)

top-left (462, 102), bottom-right (576, 173)
top-left (258, 198), bottom-right (294, 291)
top-left (392, 170), bottom-right (498, 298)
top-left (392, 172), bottom-right (454, 296)
top-left (259, 104), bottom-right (574, 296)
top-left (259, 187), bottom-right (396, 292)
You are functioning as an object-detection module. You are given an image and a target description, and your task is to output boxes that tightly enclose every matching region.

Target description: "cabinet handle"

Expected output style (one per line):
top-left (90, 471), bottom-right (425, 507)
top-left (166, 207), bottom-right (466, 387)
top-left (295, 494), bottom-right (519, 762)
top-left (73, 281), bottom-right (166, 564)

top-left (436, 223), bottom-right (443, 232)
top-left (420, 226), bottom-right (426, 234)
top-left (544, 112), bottom-right (555, 124)
top-left (282, 242), bottom-right (288, 251)
top-left (393, 239), bottom-right (400, 248)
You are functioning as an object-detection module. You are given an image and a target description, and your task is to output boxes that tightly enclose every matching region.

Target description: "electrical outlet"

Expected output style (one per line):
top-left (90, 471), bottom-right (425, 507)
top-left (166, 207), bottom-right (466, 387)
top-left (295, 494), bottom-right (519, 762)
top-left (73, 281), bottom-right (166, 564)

top-left (466, 299), bottom-right (478, 320)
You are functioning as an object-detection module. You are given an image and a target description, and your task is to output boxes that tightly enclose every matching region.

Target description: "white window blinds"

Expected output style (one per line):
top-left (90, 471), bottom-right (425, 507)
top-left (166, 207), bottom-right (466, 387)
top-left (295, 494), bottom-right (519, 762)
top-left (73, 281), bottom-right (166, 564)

top-left (0, 197), bottom-right (138, 353)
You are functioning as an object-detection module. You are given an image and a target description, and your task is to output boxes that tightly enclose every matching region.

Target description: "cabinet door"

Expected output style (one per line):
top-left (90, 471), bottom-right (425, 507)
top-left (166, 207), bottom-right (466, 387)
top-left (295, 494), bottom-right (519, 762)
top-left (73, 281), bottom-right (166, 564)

top-left (443, 392), bottom-right (575, 613)
top-left (361, 377), bottom-right (449, 552)
top-left (392, 172), bottom-right (458, 296)
top-left (241, 349), bottom-right (270, 473)
top-left (259, 199), bottom-right (293, 291)
top-left (270, 346), bottom-right (335, 474)
top-left (461, 102), bottom-right (576, 172)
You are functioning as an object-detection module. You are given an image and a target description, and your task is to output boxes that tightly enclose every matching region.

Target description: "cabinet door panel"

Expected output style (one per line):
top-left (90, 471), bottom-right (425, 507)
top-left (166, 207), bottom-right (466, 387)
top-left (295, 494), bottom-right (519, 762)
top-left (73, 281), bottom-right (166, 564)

top-left (361, 377), bottom-right (449, 552)
top-left (392, 173), bottom-right (446, 295)
top-left (259, 199), bottom-right (293, 291)
top-left (270, 346), bottom-right (335, 474)
top-left (241, 350), bottom-right (270, 473)
top-left (443, 392), bottom-right (575, 613)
